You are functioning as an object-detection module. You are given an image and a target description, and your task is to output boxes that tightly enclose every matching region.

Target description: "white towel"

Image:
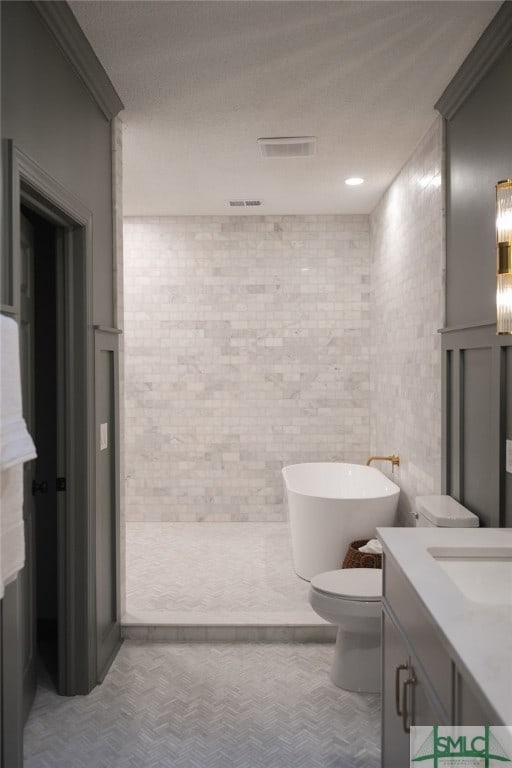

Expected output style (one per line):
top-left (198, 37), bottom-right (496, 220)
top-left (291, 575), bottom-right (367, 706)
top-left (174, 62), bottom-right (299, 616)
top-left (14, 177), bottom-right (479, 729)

top-left (0, 315), bottom-right (37, 598)
top-left (1, 316), bottom-right (37, 470)
top-left (0, 465), bottom-right (26, 597)
top-left (358, 538), bottom-right (383, 555)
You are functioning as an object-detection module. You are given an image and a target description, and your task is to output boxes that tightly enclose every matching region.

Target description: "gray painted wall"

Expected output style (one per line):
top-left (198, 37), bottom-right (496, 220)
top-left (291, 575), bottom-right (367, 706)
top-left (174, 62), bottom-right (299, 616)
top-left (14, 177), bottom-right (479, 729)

top-left (443, 43), bottom-right (512, 527)
top-left (1, 1), bottom-right (114, 327)
top-left (1, 2), bottom-right (121, 762)
top-left (446, 46), bottom-right (512, 329)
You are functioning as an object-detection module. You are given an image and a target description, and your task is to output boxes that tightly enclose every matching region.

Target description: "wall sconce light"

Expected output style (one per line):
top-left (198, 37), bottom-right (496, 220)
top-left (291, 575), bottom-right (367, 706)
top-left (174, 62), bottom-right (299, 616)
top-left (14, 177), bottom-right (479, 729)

top-left (496, 179), bottom-right (512, 335)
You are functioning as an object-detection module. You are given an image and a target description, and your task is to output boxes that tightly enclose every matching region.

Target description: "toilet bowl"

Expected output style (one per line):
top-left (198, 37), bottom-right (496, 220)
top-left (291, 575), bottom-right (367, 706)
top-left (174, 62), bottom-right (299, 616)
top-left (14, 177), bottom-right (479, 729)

top-left (309, 494), bottom-right (479, 693)
top-left (309, 568), bottom-right (382, 692)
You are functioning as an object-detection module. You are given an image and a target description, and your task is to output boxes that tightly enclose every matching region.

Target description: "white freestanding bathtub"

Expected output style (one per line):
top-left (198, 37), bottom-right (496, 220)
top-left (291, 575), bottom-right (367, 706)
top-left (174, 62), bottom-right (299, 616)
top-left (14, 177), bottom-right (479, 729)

top-left (282, 462), bottom-right (400, 580)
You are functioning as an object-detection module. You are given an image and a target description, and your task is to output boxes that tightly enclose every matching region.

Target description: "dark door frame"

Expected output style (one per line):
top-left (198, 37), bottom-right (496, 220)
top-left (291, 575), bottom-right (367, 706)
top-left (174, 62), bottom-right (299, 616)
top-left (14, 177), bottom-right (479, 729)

top-left (2, 141), bottom-right (97, 699)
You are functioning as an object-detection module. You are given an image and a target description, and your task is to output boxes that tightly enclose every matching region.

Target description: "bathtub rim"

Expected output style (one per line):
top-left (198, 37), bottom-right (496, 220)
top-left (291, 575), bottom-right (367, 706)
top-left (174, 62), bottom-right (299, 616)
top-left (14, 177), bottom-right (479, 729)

top-left (281, 461), bottom-right (400, 501)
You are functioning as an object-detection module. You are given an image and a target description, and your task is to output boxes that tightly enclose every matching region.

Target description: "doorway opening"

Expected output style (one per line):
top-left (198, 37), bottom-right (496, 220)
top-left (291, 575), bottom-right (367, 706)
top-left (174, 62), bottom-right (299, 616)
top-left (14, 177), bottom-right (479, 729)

top-left (1, 142), bottom-right (121, 765)
top-left (20, 204), bottom-right (62, 710)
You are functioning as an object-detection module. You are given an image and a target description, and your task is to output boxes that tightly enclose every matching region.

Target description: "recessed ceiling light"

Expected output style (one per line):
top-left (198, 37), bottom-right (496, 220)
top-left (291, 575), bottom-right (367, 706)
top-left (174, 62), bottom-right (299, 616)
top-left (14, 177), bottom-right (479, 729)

top-left (345, 177), bottom-right (365, 186)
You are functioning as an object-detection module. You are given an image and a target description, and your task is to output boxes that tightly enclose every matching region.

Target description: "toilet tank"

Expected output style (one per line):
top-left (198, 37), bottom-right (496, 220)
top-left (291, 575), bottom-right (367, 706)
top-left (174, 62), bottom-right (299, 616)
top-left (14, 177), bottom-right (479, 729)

top-left (415, 495), bottom-right (479, 528)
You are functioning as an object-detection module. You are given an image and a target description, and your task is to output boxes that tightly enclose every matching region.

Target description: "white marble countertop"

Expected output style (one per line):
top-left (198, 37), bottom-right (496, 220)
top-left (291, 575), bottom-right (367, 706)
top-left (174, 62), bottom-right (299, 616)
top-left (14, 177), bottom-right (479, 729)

top-left (376, 526), bottom-right (512, 725)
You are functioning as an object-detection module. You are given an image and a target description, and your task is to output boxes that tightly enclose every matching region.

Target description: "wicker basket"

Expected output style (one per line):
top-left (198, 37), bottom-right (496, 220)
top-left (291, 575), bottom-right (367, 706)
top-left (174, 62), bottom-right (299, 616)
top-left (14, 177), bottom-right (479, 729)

top-left (341, 539), bottom-right (382, 569)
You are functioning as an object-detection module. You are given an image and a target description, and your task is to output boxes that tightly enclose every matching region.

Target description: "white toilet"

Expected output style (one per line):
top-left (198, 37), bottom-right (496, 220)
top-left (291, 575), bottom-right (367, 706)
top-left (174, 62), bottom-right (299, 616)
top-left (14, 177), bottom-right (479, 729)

top-left (309, 494), bottom-right (479, 693)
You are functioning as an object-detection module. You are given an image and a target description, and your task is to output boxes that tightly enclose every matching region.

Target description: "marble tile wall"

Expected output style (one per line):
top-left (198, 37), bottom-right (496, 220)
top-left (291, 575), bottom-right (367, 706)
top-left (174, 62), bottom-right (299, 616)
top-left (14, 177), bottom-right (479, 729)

top-left (123, 215), bottom-right (371, 521)
top-left (369, 117), bottom-right (444, 523)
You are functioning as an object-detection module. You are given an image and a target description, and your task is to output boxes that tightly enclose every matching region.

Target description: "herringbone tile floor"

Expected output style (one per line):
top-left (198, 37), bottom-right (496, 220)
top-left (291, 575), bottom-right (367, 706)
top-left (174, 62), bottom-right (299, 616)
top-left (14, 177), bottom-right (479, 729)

top-left (125, 523), bottom-right (323, 625)
top-left (24, 641), bottom-right (381, 768)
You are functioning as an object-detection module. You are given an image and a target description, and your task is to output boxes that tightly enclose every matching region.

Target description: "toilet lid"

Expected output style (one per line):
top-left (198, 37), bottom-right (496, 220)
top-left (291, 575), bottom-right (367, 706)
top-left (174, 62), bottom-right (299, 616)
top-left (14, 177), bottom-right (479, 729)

top-left (311, 568), bottom-right (382, 601)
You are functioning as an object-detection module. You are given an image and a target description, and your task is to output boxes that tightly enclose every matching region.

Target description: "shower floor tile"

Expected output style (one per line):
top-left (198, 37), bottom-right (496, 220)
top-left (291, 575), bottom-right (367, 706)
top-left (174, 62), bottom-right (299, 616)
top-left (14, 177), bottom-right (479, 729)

top-left (124, 522), bottom-right (327, 627)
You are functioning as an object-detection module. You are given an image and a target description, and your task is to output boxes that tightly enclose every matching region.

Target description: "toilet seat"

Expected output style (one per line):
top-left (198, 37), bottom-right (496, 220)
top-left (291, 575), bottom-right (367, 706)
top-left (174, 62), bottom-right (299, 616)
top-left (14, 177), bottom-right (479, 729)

top-left (310, 568), bottom-right (382, 601)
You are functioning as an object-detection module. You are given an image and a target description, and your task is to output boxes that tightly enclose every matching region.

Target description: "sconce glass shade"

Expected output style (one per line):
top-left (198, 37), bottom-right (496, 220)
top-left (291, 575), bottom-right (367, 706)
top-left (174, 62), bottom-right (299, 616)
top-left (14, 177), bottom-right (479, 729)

top-left (496, 179), bottom-right (512, 335)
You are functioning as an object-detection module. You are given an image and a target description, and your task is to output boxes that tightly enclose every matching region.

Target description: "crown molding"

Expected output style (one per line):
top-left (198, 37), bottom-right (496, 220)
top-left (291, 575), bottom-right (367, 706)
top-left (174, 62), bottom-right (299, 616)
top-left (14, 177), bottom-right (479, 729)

top-left (32, 1), bottom-right (124, 121)
top-left (435, 1), bottom-right (512, 121)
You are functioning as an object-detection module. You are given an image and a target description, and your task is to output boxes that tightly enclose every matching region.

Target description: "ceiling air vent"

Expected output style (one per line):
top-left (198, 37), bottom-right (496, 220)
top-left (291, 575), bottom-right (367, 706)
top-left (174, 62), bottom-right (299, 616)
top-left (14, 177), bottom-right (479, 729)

top-left (257, 136), bottom-right (316, 159)
top-left (229, 199), bottom-right (263, 208)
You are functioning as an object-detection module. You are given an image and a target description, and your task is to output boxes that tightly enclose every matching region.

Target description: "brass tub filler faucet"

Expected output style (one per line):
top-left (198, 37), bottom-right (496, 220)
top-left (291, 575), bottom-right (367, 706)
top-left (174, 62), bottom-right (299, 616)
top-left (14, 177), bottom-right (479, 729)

top-left (366, 454), bottom-right (400, 471)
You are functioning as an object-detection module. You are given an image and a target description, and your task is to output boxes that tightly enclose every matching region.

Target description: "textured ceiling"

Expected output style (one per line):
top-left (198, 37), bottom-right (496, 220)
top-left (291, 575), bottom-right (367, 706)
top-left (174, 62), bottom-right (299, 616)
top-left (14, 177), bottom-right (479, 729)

top-left (70, 1), bottom-right (500, 216)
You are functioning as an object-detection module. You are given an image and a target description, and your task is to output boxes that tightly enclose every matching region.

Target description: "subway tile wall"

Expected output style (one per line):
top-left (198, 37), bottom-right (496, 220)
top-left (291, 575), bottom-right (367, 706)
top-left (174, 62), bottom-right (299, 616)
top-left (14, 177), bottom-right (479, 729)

top-left (369, 117), bottom-right (444, 523)
top-left (123, 216), bottom-right (371, 521)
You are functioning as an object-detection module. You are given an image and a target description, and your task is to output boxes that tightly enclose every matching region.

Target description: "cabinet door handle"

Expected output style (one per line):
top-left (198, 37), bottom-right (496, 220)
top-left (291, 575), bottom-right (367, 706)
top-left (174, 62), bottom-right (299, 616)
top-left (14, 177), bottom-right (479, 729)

top-left (395, 663), bottom-right (408, 715)
top-left (402, 675), bottom-right (416, 734)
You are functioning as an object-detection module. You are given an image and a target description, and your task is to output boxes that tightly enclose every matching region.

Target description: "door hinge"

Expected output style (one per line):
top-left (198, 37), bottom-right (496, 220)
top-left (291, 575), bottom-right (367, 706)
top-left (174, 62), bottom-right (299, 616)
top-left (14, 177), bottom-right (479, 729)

top-left (56, 477), bottom-right (66, 492)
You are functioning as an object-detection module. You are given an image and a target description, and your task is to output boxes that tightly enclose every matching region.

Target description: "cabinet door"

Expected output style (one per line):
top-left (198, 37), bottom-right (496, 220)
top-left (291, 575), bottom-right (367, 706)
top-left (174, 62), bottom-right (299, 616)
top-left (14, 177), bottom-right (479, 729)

top-left (382, 609), bottom-right (451, 768)
top-left (455, 673), bottom-right (495, 725)
top-left (407, 658), bottom-right (451, 728)
top-left (382, 610), bottom-right (411, 768)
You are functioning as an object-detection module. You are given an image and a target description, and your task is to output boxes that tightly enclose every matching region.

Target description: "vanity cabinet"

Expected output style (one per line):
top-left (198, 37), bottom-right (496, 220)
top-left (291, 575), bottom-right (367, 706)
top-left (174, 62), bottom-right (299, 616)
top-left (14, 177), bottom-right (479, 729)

top-left (381, 611), bottom-right (411, 767)
top-left (381, 553), bottom-right (497, 768)
top-left (382, 607), bottom-right (450, 768)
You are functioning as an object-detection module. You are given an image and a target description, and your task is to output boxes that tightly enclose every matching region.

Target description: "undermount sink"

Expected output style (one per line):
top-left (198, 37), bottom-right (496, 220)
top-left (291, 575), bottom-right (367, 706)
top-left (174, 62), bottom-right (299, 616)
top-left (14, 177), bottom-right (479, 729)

top-left (427, 547), bottom-right (512, 606)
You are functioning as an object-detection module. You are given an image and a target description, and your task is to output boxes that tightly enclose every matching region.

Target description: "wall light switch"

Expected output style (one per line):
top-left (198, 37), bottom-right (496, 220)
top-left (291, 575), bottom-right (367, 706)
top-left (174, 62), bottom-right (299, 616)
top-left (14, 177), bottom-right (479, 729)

top-left (100, 422), bottom-right (108, 451)
top-left (507, 439), bottom-right (512, 474)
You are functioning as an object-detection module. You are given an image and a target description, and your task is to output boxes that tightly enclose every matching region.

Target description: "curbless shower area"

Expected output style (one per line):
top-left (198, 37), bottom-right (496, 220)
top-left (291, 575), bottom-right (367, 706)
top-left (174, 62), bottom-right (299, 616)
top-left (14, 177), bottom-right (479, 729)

top-left (123, 522), bottom-right (334, 639)
top-left (121, 124), bottom-right (444, 634)
top-left (122, 214), bottom-right (373, 634)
